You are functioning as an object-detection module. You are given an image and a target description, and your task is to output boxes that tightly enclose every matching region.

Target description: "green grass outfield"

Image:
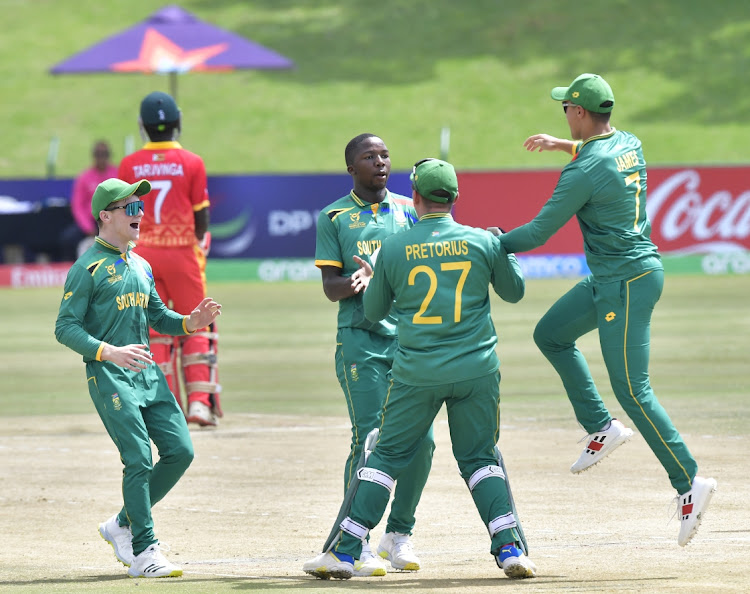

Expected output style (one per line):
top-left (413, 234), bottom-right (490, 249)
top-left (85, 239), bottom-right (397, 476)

top-left (3, 276), bottom-right (748, 427)
top-left (4, 0), bottom-right (750, 179)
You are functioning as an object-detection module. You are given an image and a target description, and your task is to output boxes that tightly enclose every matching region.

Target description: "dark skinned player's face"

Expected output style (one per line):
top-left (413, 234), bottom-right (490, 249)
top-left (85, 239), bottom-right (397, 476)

top-left (348, 137), bottom-right (390, 192)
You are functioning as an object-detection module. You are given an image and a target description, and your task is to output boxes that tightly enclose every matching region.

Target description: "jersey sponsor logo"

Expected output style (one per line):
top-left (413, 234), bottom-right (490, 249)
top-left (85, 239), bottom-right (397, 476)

top-left (64, 291), bottom-right (73, 300)
top-left (151, 153), bottom-right (166, 162)
top-left (394, 211), bottom-right (407, 225)
top-left (115, 291), bottom-right (150, 311)
top-left (405, 240), bottom-right (469, 261)
top-left (614, 150), bottom-right (640, 172)
top-left (132, 163), bottom-right (184, 178)
top-left (605, 312), bottom-right (616, 322)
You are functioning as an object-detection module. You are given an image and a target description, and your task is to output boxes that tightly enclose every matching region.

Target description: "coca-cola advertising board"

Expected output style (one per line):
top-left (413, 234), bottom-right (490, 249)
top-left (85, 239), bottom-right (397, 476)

top-left (454, 166), bottom-right (750, 255)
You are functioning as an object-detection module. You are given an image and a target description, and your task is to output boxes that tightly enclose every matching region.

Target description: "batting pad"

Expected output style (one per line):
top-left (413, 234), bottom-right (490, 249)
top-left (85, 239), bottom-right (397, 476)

top-left (322, 428), bottom-right (379, 553)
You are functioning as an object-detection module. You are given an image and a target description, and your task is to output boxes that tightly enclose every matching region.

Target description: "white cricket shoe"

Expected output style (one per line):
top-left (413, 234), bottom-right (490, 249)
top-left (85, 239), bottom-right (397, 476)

top-left (677, 476), bottom-right (717, 546)
top-left (303, 550), bottom-right (385, 580)
top-left (377, 532), bottom-right (421, 571)
top-left (127, 544), bottom-right (182, 578)
top-left (496, 544), bottom-right (537, 579)
top-left (357, 541), bottom-right (388, 577)
top-left (98, 514), bottom-right (133, 567)
top-left (186, 401), bottom-right (217, 427)
top-left (570, 418), bottom-right (634, 474)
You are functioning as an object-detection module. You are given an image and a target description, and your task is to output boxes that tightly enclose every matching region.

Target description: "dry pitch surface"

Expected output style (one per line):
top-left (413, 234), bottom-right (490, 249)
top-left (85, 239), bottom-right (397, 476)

top-left (0, 410), bottom-right (747, 593)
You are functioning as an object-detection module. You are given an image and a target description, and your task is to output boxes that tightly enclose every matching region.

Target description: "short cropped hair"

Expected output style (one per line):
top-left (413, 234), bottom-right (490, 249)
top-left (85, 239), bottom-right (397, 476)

top-left (143, 121), bottom-right (179, 142)
top-left (589, 110), bottom-right (611, 125)
top-left (345, 133), bottom-right (378, 166)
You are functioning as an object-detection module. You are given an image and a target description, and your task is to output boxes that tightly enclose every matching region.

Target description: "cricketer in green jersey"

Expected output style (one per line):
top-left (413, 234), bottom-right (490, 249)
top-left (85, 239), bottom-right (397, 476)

top-left (501, 73), bottom-right (716, 547)
top-left (313, 134), bottom-right (435, 575)
top-left (55, 178), bottom-right (222, 578)
top-left (304, 158), bottom-right (536, 580)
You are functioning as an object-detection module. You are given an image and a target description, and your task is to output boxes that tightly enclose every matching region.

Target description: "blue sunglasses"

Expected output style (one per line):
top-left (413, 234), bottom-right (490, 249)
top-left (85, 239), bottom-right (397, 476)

top-left (106, 200), bottom-right (144, 216)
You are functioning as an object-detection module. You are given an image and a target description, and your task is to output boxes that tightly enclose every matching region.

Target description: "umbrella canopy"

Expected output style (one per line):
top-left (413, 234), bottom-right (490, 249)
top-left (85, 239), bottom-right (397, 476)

top-left (50, 4), bottom-right (294, 98)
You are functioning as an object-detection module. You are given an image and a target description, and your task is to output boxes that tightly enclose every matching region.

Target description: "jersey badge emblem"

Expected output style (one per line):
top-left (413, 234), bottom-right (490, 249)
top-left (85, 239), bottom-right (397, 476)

top-left (394, 211), bottom-right (407, 224)
top-left (106, 264), bottom-right (123, 284)
top-left (350, 363), bottom-right (359, 382)
top-left (111, 393), bottom-right (122, 411)
top-left (349, 211), bottom-right (366, 229)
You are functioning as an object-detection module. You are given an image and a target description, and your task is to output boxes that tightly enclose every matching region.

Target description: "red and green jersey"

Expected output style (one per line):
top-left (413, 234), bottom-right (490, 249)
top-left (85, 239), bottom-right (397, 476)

top-left (55, 237), bottom-right (191, 362)
top-left (502, 129), bottom-right (661, 282)
top-left (118, 141), bottom-right (210, 248)
top-left (363, 213), bottom-right (525, 386)
top-left (315, 190), bottom-right (417, 338)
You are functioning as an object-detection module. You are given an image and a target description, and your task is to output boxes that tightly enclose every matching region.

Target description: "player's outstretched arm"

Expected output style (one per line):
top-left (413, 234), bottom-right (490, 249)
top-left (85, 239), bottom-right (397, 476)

top-left (523, 134), bottom-right (576, 154)
top-left (186, 297), bottom-right (222, 332)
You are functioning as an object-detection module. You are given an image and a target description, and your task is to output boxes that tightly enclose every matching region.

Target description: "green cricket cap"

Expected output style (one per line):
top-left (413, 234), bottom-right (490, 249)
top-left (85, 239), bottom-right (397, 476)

top-left (410, 158), bottom-right (458, 203)
top-left (140, 91), bottom-right (180, 127)
top-left (91, 178), bottom-right (152, 218)
top-left (551, 73), bottom-right (615, 113)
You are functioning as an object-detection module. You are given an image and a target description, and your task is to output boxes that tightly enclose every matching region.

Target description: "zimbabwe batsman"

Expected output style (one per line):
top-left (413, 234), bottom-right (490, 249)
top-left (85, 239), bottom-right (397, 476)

top-left (118, 91), bottom-right (220, 426)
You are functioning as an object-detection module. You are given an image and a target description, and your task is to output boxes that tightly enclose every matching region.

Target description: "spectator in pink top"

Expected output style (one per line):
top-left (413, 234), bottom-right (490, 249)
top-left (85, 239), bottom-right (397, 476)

top-left (61, 140), bottom-right (119, 260)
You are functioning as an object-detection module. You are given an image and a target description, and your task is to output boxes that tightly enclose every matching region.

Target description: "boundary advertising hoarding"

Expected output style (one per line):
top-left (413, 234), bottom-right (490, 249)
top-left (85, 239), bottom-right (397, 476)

top-left (1, 165), bottom-right (748, 286)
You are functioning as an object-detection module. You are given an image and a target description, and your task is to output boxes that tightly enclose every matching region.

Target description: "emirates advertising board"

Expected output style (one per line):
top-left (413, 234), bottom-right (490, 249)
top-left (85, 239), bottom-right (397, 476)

top-left (0, 165), bottom-right (748, 287)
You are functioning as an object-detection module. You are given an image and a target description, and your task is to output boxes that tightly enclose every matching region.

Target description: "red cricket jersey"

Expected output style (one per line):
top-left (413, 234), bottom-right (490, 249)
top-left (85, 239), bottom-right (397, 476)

top-left (118, 141), bottom-right (210, 248)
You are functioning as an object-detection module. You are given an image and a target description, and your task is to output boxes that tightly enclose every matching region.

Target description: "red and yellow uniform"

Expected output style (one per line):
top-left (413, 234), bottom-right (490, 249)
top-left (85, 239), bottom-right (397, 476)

top-left (119, 141), bottom-right (219, 416)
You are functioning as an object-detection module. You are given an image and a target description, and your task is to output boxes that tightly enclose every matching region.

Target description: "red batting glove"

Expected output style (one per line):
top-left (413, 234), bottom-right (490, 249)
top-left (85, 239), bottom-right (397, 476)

top-left (199, 231), bottom-right (211, 257)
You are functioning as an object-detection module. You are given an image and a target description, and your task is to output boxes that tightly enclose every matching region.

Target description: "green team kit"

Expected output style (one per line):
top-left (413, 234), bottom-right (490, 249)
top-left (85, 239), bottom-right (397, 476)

top-left (315, 189), bottom-right (434, 536)
top-left (55, 237), bottom-right (194, 555)
top-left (331, 211), bottom-right (528, 560)
top-left (501, 128), bottom-right (698, 494)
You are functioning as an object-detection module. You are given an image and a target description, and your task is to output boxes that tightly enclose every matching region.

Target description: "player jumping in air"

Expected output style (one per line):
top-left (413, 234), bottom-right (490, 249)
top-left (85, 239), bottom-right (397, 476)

top-left (499, 72), bottom-right (716, 546)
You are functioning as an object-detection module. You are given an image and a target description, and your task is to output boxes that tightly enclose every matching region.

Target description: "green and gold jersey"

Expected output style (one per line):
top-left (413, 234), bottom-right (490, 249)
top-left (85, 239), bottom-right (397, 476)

top-left (315, 190), bottom-right (417, 337)
top-left (502, 129), bottom-right (661, 282)
top-left (363, 213), bottom-right (525, 386)
top-left (55, 237), bottom-right (191, 362)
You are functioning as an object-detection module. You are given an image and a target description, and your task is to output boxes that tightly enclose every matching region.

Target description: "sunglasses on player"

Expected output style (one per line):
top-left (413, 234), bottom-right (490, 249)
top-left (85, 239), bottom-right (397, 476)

top-left (106, 200), bottom-right (144, 216)
top-left (562, 101), bottom-right (579, 113)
